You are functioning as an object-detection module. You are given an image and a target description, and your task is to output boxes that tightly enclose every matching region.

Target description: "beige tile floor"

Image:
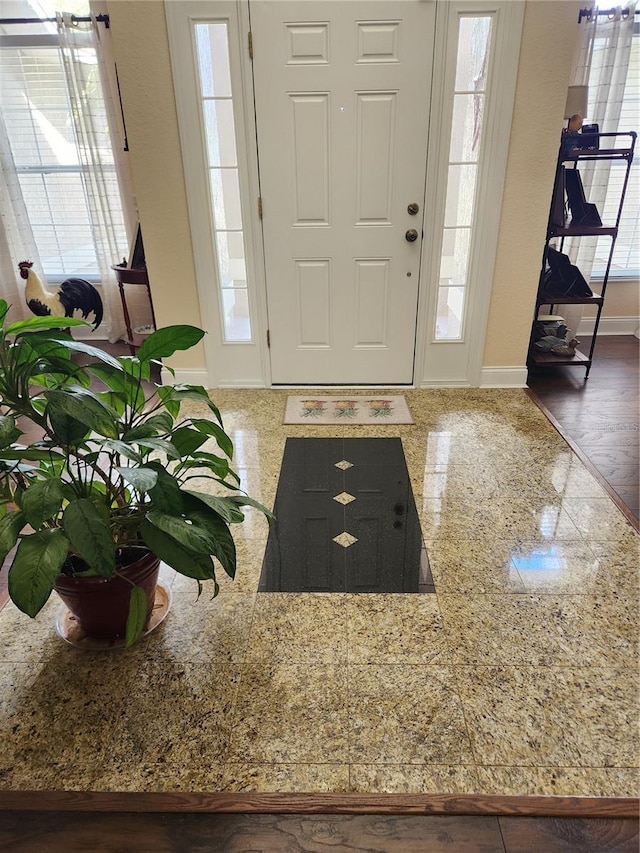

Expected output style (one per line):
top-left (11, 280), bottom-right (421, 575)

top-left (0, 388), bottom-right (638, 797)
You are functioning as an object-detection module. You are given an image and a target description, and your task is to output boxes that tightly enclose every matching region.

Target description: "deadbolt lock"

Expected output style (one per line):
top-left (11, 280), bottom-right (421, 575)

top-left (407, 203), bottom-right (419, 215)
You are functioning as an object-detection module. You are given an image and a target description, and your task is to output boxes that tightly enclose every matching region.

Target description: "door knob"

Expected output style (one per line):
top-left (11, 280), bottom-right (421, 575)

top-left (405, 229), bottom-right (418, 242)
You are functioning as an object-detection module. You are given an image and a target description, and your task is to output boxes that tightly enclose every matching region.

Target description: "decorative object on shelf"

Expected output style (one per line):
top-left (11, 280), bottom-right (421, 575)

top-left (564, 168), bottom-right (602, 226)
top-left (0, 306), bottom-right (272, 647)
top-left (542, 246), bottom-right (593, 299)
top-left (563, 85), bottom-right (589, 127)
top-left (534, 334), bottom-right (579, 357)
top-left (528, 130), bottom-right (636, 380)
top-left (532, 315), bottom-right (567, 343)
top-left (18, 261), bottom-right (103, 331)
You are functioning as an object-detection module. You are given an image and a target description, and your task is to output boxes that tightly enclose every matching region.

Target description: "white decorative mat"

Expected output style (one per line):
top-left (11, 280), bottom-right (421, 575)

top-left (284, 395), bottom-right (413, 424)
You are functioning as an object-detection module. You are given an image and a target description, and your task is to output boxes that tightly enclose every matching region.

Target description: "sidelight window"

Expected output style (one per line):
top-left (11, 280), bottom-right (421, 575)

top-left (435, 15), bottom-right (492, 341)
top-left (195, 22), bottom-right (251, 342)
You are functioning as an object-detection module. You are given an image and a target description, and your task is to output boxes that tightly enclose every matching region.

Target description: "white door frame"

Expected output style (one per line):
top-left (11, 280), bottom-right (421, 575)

top-left (166, 0), bottom-right (525, 388)
top-left (417, 0), bottom-right (525, 387)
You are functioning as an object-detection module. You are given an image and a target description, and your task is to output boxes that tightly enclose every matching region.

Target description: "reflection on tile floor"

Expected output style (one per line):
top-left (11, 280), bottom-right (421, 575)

top-left (0, 389), bottom-right (637, 797)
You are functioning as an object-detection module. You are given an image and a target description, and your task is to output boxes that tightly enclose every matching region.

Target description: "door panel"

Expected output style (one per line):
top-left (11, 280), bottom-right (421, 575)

top-left (251, 0), bottom-right (435, 384)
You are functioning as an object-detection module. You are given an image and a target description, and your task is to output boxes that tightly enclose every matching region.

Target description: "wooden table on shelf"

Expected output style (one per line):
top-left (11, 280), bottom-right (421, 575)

top-left (111, 265), bottom-right (156, 353)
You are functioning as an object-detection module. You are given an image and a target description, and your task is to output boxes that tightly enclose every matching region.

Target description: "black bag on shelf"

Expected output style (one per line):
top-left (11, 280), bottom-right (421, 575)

top-left (564, 168), bottom-right (602, 227)
top-left (550, 165), bottom-right (566, 227)
top-left (542, 247), bottom-right (593, 299)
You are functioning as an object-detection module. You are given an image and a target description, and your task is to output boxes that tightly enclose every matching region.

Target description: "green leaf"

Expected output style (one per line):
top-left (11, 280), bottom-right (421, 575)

top-left (121, 356), bottom-right (150, 384)
top-left (169, 427), bottom-right (208, 457)
top-left (184, 490), bottom-right (245, 524)
top-left (125, 585), bottom-right (148, 647)
top-left (186, 509), bottom-right (236, 578)
top-left (21, 478), bottom-right (63, 529)
top-left (146, 465), bottom-right (184, 513)
top-left (87, 362), bottom-right (128, 392)
top-left (117, 466), bottom-right (158, 492)
top-left (95, 390), bottom-right (126, 418)
top-left (140, 518), bottom-right (215, 580)
top-left (22, 332), bottom-right (73, 360)
top-left (46, 336), bottom-right (124, 371)
top-left (48, 406), bottom-right (89, 445)
top-left (8, 529), bottom-right (69, 617)
top-left (145, 511), bottom-right (222, 554)
top-left (102, 440), bottom-right (143, 463)
top-left (45, 388), bottom-right (119, 439)
top-left (156, 386), bottom-right (180, 418)
top-left (132, 437), bottom-right (180, 460)
top-left (180, 451), bottom-right (235, 481)
top-left (0, 299), bottom-right (9, 324)
top-left (0, 415), bottom-right (21, 449)
top-left (179, 460), bottom-right (239, 489)
top-left (156, 385), bottom-right (222, 422)
top-left (7, 316), bottom-right (88, 334)
top-left (0, 447), bottom-right (64, 462)
top-left (63, 499), bottom-right (116, 576)
top-left (0, 510), bottom-right (26, 563)
top-left (191, 419), bottom-right (233, 459)
top-left (228, 495), bottom-right (275, 522)
top-left (174, 386), bottom-right (222, 422)
top-left (136, 325), bottom-right (205, 363)
top-left (122, 424), bottom-right (156, 441)
top-left (139, 412), bottom-right (174, 434)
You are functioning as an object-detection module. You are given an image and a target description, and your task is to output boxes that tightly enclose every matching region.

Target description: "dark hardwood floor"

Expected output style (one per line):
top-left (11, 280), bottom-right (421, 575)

top-left (0, 810), bottom-right (637, 852)
top-left (528, 335), bottom-right (639, 531)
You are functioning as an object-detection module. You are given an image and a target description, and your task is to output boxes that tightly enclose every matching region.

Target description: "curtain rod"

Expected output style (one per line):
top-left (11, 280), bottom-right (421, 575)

top-left (0, 13), bottom-right (109, 28)
top-left (578, 7), bottom-right (639, 23)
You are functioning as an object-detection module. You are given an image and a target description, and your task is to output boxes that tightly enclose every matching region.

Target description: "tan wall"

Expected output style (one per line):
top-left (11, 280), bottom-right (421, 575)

top-left (483, 0), bottom-right (582, 367)
top-left (108, 0), bottom-right (631, 380)
top-left (107, 0), bottom-right (204, 370)
top-left (584, 279), bottom-right (640, 320)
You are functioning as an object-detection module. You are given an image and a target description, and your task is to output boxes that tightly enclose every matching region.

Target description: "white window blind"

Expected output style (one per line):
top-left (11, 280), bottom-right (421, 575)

top-left (0, 41), bottom-right (126, 280)
top-left (592, 26), bottom-right (639, 277)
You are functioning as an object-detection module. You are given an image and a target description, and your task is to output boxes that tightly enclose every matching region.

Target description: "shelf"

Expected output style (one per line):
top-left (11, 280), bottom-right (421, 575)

top-left (561, 147), bottom-right (634, 162)
top-left (530, 130), bottom-right (635, 380)
top-left (537, 293), bottom-right (603, 307)
top-left (550, 224), bottom-right (617, 238)
top-left (111, 265), bottom-right (149, 286)
top-left (529, 348), bottom-right (590, 367)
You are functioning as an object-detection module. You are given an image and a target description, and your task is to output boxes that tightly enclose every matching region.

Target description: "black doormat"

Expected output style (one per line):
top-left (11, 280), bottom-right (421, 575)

top-left (259, 438), bottom-right (434, 593)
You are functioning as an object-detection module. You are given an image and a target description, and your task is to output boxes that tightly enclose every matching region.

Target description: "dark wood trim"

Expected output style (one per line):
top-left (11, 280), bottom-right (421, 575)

top-left (526, 388), bottom-right (639, 533)
top-left (0, 791), bottom-right (637, 818)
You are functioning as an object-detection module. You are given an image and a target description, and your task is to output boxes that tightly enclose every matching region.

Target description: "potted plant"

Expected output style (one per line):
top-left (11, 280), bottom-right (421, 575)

top-left (0, 300), bottom-right (271, 646)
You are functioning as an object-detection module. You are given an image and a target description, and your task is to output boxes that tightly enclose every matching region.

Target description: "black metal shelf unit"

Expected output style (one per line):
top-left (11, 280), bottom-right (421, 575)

top-left (528, 130), bottom-right (636, 379)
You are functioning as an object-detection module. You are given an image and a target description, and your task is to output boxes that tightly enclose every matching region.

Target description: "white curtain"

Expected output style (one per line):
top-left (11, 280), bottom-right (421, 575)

top-left (0, 111), bottom-right (43, 323)
top-left (57, 12), bottom-right (127, 342)
top-left (566, 3), bottom-right (636, 278)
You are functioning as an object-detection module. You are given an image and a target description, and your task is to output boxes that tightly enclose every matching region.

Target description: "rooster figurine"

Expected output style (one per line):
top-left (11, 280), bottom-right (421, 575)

top-left (19, 261), bottom-right (103, 331)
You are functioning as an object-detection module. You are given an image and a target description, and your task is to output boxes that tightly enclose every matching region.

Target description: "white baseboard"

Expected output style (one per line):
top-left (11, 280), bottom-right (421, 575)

top-left (217, 380), bottom-right (268, 388)
top-left (160, 367), bottom-right (210, 387)
top-left (419, 380), bottom-right (471, 388)
top-left (577, 316), bottom-right (640, 337)
top-left (479, 366), bottom-right (528, 388)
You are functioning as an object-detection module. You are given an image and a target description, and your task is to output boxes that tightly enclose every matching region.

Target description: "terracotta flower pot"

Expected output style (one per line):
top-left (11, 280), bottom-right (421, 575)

top-left (55, 551), bottom-right (160, 641)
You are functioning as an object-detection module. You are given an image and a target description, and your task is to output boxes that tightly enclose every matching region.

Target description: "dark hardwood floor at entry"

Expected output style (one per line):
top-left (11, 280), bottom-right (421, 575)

top-left (0, 811), bottom-right (637, 852)
top-left (528, 335), bottom-right (639, 529)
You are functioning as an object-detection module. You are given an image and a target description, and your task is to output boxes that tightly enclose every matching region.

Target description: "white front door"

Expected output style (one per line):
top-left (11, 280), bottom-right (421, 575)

top-left (251, 0), bottom-right (435, 384)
